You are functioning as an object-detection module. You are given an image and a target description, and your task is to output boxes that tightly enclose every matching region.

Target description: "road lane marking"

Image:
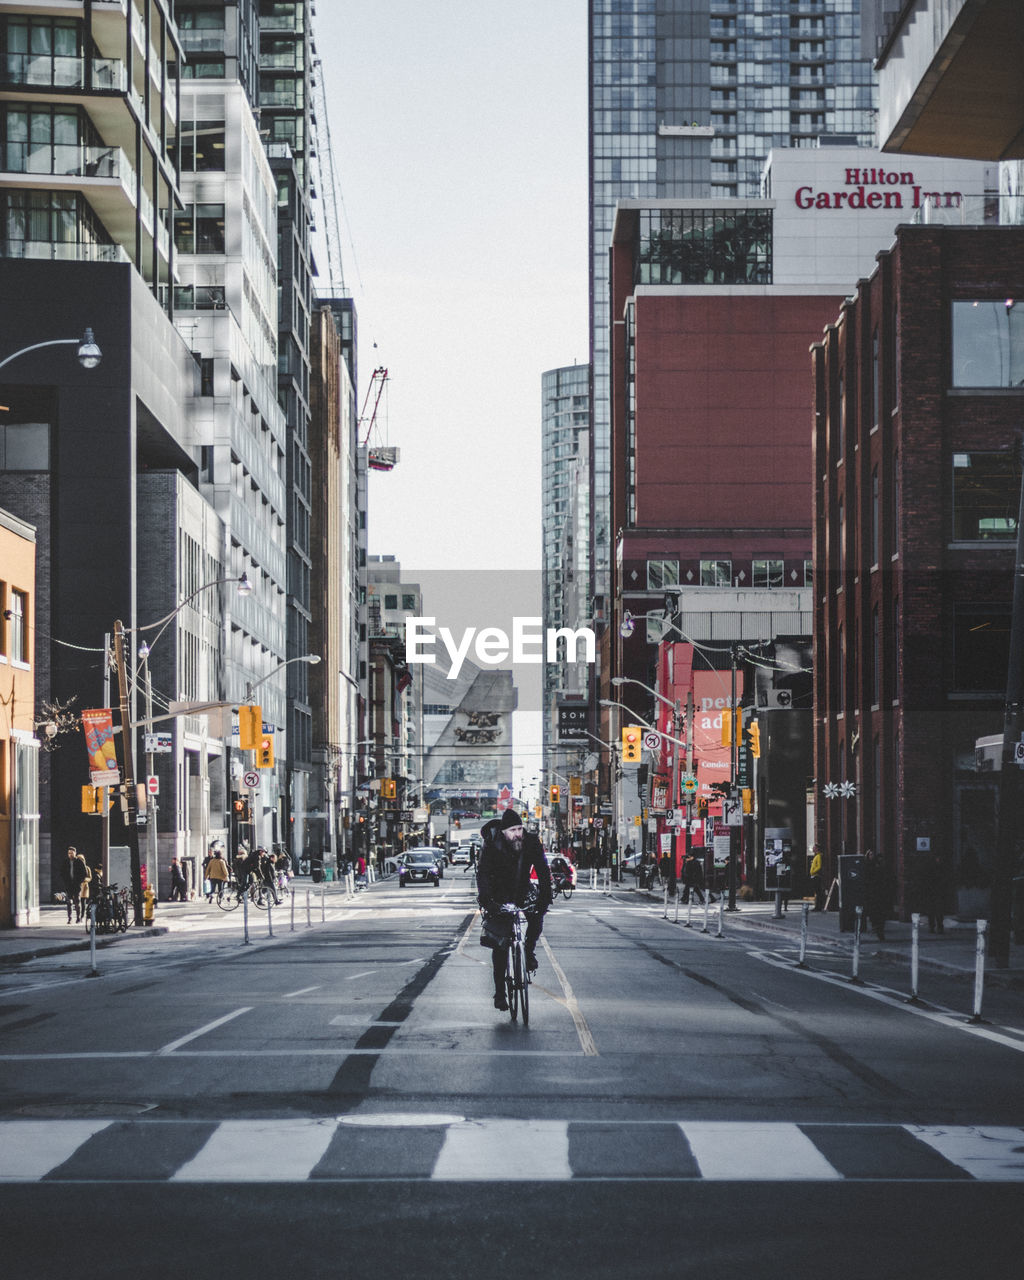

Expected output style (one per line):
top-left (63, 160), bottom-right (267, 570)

top-left (157, 1007), bottom-right (252, 1055)
top-left (682, 1122), bottom-right (842, 1181)
top-left (541, 936), bottom-right (598, 1057)
top-left (0, 1120), bottom-right (112, 1180)
top-left (432, 1120), bottom-right (571, 1181)
top-left (171, 1118), bottom-right (337, 1181)
top-left (908, 1125), bottom-right (1024, 1180)
top-left (283, 985), bottom-right (321, 998)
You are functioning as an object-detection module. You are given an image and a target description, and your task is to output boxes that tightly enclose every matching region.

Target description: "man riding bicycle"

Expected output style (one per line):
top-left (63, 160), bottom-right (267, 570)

top-left (476, 809), bottom-right (552, 1011)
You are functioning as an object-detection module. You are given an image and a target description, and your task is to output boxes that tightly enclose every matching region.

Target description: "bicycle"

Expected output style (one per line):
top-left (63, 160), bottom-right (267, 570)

top-left (638, 862), bottom-right (662, 891)
top-left (504, 906), bottom-right (532, 1026)
top-left (552, 873), bottom-right (573, 902)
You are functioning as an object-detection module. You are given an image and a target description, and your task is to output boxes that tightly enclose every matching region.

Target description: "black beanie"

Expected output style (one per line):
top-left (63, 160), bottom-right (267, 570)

top-left (501, 808), bottom-right (523, 829)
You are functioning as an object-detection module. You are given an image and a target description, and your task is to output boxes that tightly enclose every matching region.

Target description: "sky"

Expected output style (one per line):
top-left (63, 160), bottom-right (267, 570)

top-left (315, 3), bottom-right (591, 796)
top-left (317, 1), bottom-right (589, 572)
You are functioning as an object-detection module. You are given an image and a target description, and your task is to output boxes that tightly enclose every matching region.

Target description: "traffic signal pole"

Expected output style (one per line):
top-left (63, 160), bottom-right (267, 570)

top-left (113, 621), bottom-right (144, 925)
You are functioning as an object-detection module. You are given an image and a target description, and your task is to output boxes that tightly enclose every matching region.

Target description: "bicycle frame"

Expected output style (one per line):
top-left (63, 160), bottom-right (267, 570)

top-left (505, 908), bottom-right (531, 1025)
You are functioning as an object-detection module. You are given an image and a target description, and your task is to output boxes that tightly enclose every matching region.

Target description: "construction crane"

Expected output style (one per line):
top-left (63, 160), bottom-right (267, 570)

top-left (359, 367), bottom-right (399, 472)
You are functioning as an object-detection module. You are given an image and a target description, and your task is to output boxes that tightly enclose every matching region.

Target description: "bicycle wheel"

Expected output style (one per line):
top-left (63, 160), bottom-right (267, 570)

top-left (562, 884), bottom-right (573, 902)
top-left (506, 944), bottom-right (519, 1022)
top-left (216, 883), bottom-right (240, 911)
top-left (114, 899), bottom-right (128, 933)
top-left (516, 944), bottom-right (529, 1026)
top-left (251, 883), bottom-right (270, 910)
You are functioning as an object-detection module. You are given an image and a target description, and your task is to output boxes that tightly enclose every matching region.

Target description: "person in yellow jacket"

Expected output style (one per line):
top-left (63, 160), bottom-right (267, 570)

top-left (205, 848), bottom-right (230, 903)
top-left (809, 844), bottom-right (824, 911)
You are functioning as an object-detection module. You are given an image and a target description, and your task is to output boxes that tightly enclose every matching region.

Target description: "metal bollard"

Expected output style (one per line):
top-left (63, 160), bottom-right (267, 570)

top-left (290, 889), bottom-right (296, 932)
top-left (773, 889), bottom-right (783, 920)
top-left (321, 882), bottom-right (326, 923)
top-left (88, 903), bottom-right (99, 977)
top-left (796, 901), bottom-right (810, 969)
top-left (702, 891), bottom-right (711, 934)
top-left (968, 919), bottom-right (988, 1023)
top-left (242, 885), bottom-right (250, 945)
top-left (673, 890), bottom-right (680, 924)
top-left (850, 905), bottom-right (863, 983)
top-left (685, 893), bottom-right (693, 928)
top-left (662, 884), bottom-right (670, 918)
top-left (715, 894), bottom-right (725, 938)
top-left (305, 888), bottom-right (311, 928)
top-left (267, 897), bottom-right (274, 938)
top-left (907, 913), bottom-right (921, 1002)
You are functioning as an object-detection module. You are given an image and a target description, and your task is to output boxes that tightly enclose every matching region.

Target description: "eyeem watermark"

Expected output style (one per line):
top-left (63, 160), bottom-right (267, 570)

top-left (406, 616), bottom-right (596, 680)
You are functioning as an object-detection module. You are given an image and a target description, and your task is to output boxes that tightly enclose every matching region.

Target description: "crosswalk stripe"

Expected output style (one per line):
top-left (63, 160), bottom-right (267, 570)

top-left (432, 1120), bottom-right (572, 1181)
top-left (170, 1118), bottom-right (338, 1182)
top-left (681, 1122), bottom-right (843, 1181)
top-left (906, 1125), bottom-right (1024, 1180)
top-left (0, 1120), bottom-right (112, 1181)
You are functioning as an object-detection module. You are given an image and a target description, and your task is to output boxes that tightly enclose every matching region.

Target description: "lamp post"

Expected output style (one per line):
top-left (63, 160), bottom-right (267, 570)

top-left (0, 328), bottom-right (102, 373)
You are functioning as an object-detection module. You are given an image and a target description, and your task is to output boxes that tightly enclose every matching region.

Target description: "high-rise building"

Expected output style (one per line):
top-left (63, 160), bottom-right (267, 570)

top-left (588, 2), bottom-right (878, 611)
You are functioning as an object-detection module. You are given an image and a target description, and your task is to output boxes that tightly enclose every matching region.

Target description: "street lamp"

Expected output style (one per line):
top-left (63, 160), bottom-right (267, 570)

top-left (0, 328), bottom-right (102, 372)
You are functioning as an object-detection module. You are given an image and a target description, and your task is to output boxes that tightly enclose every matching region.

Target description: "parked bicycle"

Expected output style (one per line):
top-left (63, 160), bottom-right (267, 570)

top-left (85, 882), bottom-right (129, 935)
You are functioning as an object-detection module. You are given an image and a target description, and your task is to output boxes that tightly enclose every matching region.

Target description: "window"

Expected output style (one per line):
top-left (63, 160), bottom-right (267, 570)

top-left (871, 328), bottom-right (880, 427)
top-left (9, 588), bottom-right (27, 664)
top-left (952, 300), bottom-right (1024, 387)
top-left (0, 421), bottom-right (48, 469)
top-left (871, 606), bottom-right (880, 705)
top-left (803, 559), bottom-right (813, 586)
top-left (176, 7), bottom-right (226, 29)
top-left (953, 605), bottom-right (1010, 691)
top-left (384, 594), bottom-right (398, 610)
top-left (646, 559), bottom-right (679, 590)
top-left (174, 203), bottom-right (225, 254)
top-left (181, 58), bottom-right (225, 79)
top-left (752, 559), bottom-right (783, 588)
top-left (871, 467), bottom-right (879, 565)
top-left (952, 452), bottom-right (1018, 540)
top-left (401, 594), bottom-right (417, 611)
top-left (180, 120), bottom-right (225, 171)
top-left (700, 559), bottom-right (731, 587)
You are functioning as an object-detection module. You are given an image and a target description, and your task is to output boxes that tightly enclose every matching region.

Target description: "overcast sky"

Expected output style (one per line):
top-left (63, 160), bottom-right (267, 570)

top-left (317, 2), bottom-right (589, 575)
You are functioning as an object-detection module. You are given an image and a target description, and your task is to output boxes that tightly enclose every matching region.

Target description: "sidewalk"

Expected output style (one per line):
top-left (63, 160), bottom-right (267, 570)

top-left (626, 883), bottom-right (1024, 990)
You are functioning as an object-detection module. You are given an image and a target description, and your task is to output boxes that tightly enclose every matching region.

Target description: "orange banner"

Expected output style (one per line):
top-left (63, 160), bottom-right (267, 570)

top-left (81, 707), bottom-right (121, 786)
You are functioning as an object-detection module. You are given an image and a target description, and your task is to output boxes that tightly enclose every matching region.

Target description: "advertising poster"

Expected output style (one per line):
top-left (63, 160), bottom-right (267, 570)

top-left (81, 707), bottom-right (121, 786)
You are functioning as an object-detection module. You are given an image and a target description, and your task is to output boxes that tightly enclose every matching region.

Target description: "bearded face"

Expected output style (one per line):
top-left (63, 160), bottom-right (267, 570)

top-left (503, 824), bottom-right (524, 851)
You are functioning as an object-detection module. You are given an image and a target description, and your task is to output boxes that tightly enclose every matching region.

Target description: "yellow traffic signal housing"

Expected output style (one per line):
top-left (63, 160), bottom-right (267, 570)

top-left (549, 784), bottom-right (561, 804)
top-left (621, 726), bottom-right (642, 763)
top-left (257, 734), bottom-right (275, 768)
top-left (742, 787), bottom-right (753, 813)
top-left (748, 721), bottom-right (761, 758)
top-left (238, 704), bottom-right (262, 750)
top-left (721, 708), bottom-right (732, 746)
top-left (382, 778), bottom-right (397, 799)
top-left (569, 775), bottom-right (581, 797)
top-left (81, 785), bottom-right (99, 814)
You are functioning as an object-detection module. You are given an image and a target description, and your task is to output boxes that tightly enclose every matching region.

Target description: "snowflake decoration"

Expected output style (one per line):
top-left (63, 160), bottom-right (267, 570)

top-left (840, 780), bottom-right (858, 798)
top-left (823, 782), bottom-right (839, 799)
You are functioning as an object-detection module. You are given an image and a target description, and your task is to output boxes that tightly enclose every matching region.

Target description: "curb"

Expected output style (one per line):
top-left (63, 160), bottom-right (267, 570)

top-left (0, 926), bottom-right (169, 965)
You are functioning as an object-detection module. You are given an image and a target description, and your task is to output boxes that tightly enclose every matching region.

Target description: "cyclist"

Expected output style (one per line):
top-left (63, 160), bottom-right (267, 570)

top-left (257, 847), bottom-right (281, 905)
top-left (477, 809), bottom-right (552, 1010)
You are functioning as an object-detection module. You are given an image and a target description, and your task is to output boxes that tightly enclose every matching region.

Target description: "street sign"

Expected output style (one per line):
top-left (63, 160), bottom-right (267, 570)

top-left (1015, 741), bottom-right (1024, 765)
top-left (146, 775), bottom-right (159, 796)
top-left (145, 732), bottom-right (172, 754)
top-left (643, 730), bottom-right (661, 750)
top-left (681, 774), bottom-right (698, 794)
top-left (243, 769), bottom-right (260, 789)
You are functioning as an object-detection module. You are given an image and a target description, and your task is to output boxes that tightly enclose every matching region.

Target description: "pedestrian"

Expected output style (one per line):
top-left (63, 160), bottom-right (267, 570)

top-left (257, 847), bottom-right (280, 904)
top-left (60, 846), bottom-right (87, 922)
top-left (862, 847), bottom-right (892, 940)
top-left (169, 857), bottom-right (188, 902)
top-left (809, 844), bottom-right (824, 910)
top-left (922, 850), bottom-right (951, 934)
top-left (205, 848), bottom-right (229, 903)
top-left (682, 848), bottom-right (705, 904)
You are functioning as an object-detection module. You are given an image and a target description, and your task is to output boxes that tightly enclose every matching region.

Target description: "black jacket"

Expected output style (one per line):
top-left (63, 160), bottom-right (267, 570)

top-left (476, 823), bottom-right (552, 914)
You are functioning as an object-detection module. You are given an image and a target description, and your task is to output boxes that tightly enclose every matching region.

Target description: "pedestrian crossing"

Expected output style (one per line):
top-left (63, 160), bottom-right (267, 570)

top-left (1, 1119), bottom-right (1023, 1183)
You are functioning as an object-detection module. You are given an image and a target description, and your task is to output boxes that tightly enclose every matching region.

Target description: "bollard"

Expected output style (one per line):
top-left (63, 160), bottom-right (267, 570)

top-left (290, 888), bottom-right (296, 932)
top-left (907, 912), bottom-right (921, 1002)
top-left (267, 897), bottom-right (274, 939)
top-left (242, 884), bottom-right (250, 945)
top-left (715, 894), bottom-right (725, 938)
top-left (663, 884), bottom-right (670, 918)
top-left (773, 890), bottom-right (783, 920)
top-left (88, 903), bottom-right (99, 977)
top-left (796, 901), bottom-right (810, 969)
top-left (849, 905), bottom-right (863, 983)
top-left (685, 892), bottom-right (693, 929)
top-left (968, 919), bottom-right (988, 1023)
top-left (305, 888), bottom-right (311, 928)
top-left (702, 890), bottom-right (711, 934)
top-left (321, 882), bottom-right (326, 923)
top-left (673, 890), bottom-right (680, 924)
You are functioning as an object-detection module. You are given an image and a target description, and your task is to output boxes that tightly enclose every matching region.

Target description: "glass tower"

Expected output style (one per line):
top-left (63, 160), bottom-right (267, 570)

top-left (588, 0), bottom-right (877, 606)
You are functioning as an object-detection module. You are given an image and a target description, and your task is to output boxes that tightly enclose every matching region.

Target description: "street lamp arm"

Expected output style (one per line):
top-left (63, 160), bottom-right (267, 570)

top-left (611, 674), bottom-right (680, 716)
top-left (598, 698), bottom-right (687, 750)
top-left (244, 653), bottom-right (320, 702)
top-left (0, 331), bottom-right (101, 372)
top-left (136, 573), bottom-right (252, 655)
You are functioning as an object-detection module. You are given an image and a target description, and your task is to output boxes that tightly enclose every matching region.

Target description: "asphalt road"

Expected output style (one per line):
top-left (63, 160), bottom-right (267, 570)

top-left (2, 876), bottom-right (1023, 1277)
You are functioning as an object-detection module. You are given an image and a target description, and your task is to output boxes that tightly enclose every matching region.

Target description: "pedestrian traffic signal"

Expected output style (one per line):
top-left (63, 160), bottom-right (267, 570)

top-left (233, 797), bottom-right (250, 822)
top-left (622, 726), bottom-right (642, 763)
top-left (747, 720), bottom-right (761, 758)
top-left (80, 785), bottom-right (111, 814)
top-left (549, 784), bottom-right (561, 804)
top-left (257, 734), bottom-right (274, 768)
top-left (238, 704), bottom-right (262, 750)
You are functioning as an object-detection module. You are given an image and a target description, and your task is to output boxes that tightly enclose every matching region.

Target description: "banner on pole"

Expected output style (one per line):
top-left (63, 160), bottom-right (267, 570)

top-left (81, 708), bottom-right (120, 786)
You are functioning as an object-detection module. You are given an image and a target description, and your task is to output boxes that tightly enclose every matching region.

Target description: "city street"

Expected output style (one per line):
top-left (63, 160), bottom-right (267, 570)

top-left (2, 876), bottom-right (1023, 1277)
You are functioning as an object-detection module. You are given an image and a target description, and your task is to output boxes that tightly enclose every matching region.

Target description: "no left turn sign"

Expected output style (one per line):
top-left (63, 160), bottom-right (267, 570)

top-left (243, 770), bottom-right (260, 789)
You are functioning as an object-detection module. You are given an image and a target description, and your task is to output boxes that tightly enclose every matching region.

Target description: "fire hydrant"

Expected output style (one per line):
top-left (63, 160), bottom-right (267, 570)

top-left (143, 885), bottom-right (156, 926)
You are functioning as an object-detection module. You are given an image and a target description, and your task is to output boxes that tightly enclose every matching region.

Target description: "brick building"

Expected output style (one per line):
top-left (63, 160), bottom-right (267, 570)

top-left (811, 224), bottom-right (1024, 910)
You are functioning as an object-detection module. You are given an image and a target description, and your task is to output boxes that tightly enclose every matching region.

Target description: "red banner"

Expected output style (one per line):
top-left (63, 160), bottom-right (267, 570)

top-left (81, 708), bottom-right (121, 786)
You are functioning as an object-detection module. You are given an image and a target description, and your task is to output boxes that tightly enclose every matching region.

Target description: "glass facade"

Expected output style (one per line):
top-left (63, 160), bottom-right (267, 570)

top-left (589, 1), bottom-right (877, 602)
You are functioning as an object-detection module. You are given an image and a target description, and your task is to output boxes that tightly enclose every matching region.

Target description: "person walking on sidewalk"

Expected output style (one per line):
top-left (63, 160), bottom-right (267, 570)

top-left (205, 849), bottom-right (229, 903)
top-left (169, 857), bottom-right (188, 902)
top-left (809, 844), bottom-right (825, 911)
top-left (863, 848), bottom-right (892, 941)
top-left (61, 846), bottom-right (90, 923)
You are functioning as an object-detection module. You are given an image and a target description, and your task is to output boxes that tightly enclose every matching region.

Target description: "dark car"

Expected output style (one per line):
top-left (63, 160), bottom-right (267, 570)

top-left (399, 848), bottom-right (441, 888)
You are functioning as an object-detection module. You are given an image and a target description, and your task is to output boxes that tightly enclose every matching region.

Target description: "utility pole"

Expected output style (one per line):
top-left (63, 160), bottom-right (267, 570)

top-left (728, 644), bottom-right (739, 911)
top-left (113, 620), bottom-right (144, 925)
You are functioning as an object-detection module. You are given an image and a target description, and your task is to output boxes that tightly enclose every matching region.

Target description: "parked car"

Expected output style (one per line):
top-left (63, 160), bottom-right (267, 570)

top-left (399, 848), bottom-right (442, 888)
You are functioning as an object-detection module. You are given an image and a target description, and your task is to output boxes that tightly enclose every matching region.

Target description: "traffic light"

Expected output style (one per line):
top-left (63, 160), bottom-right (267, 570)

top-left (549, 784), bottom-right (561, 804)
top-left (721, 708), bottom-right (732, 746)
top-left (742, 787), bottom-right (753, 813)
top-left (621, 726), bottom-right (642, 763)
top-left (748, 720), bottom-right (761, 758)
top-left (382, 778), bottom-right (397, 799)
top-left (81, 785), bottom-right (104, 814)
top-left (257, 734), bottom-right (274, 768)
top-left (233, 797), bottom-right (250, 822)
top-left (238, 704), bottom-right (262, 750)
top-left (569, 775), bottom-right (581, 797)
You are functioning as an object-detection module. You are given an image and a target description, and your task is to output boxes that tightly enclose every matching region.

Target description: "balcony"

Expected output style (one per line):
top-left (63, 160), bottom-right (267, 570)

top-left (178, 30), bottom-right (226, 55)
top-left (0, 239), bottom-right (129, 264)
top-left (1, 52), bottom-right (127, 93)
